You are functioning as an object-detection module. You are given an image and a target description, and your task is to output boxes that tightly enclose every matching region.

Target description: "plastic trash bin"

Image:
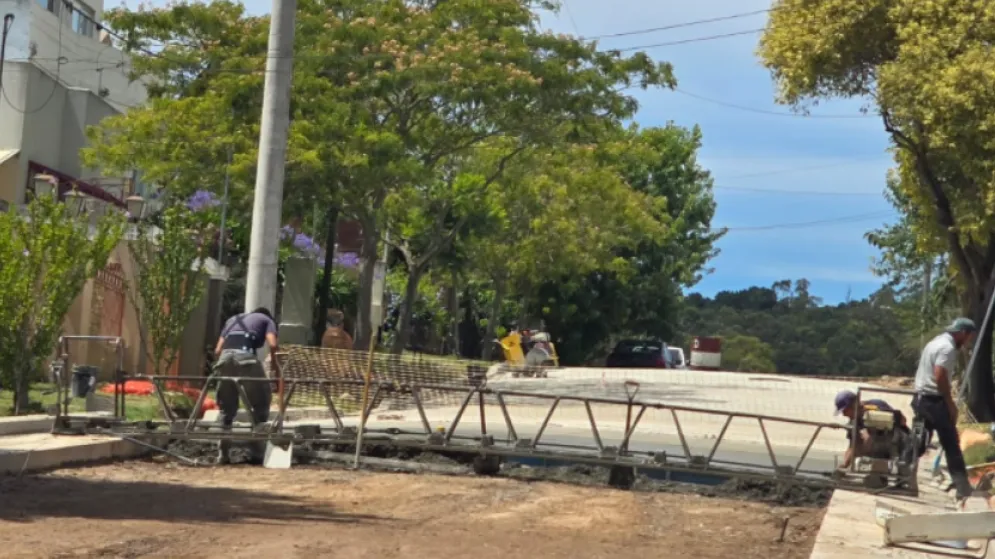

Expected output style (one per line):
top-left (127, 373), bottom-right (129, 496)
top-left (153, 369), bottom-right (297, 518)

top-left (71, 365), bottom-right (98, 398)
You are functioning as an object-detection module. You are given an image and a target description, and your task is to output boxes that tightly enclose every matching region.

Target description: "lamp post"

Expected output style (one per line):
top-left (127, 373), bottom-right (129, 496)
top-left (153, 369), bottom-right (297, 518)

top-left (125, 195), bottom-right (145, 222)
top-left (33, 174), bottom-right (57, 198)
top-left (63, 190), bottom-right (86, 217)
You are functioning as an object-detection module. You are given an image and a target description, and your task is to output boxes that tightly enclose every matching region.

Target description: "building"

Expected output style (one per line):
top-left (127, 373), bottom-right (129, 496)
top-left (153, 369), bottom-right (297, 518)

top-left (0, 0), bottom-right (147, 209)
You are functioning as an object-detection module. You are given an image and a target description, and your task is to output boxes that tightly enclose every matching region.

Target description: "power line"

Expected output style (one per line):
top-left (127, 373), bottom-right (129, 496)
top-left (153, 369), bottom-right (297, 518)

top-left (0, 6), bottom-right (64, 114)
top-left (584, 9), bottom-right (771, 40)
top-left (614, 29), bottom-right (764, 52)
top-left (719, 211), bottom-right (893, 232)
top-left (673, 88), bottom-right (874, 119)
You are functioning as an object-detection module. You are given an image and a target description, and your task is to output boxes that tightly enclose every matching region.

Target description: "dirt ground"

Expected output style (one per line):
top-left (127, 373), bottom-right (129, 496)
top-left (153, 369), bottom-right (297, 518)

top-left (0, 458), bottom-right (825, 559)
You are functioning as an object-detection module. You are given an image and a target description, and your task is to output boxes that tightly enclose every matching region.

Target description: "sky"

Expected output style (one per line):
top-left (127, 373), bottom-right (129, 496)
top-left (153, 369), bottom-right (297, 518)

top-left (122, 0), bottom-right (899, 305)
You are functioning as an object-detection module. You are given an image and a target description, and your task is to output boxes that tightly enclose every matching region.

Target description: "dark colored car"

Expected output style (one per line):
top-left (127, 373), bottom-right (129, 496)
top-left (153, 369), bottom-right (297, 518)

top-left (605, 339), bottom-right (673, 368)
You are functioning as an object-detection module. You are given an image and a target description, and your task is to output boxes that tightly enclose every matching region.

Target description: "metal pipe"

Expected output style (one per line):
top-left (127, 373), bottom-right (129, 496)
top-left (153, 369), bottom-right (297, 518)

top-left (445, 389), bottom-right (476, 443)
top-left (758, 418), bottom-right (779, 470)
top-left (705, 415), bottom-right (734, 468)
top-left (584, 401), bottom-right (603, 451)
top-left (410, 388), bottom-right (433, 434)
top-left (496, 393), bottom-right (518, 443)
top-left (532, 398), bottom-right (561, 448)
top-left (619, 406), bottom-right (647, 453)
top-left (671, 409), bottom-right (692, 460)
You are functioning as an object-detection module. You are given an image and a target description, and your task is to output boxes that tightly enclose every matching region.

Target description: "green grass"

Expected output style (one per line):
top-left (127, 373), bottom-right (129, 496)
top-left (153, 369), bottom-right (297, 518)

top-left (1, 382), bottom-right (166, 421)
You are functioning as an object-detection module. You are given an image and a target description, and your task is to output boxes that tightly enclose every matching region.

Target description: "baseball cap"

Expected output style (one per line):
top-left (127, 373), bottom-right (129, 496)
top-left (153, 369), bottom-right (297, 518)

top-left (946, 317), bottom-right (977, 333)
top-left (834, 390), bottom-right (857, 415)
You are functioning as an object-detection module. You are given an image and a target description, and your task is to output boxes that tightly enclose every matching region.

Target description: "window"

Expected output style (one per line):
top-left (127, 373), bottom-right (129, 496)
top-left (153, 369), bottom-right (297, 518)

top-left (71, 2), bottom-right (95, 38)
top-left (35, 0), bottom-right (56, 13)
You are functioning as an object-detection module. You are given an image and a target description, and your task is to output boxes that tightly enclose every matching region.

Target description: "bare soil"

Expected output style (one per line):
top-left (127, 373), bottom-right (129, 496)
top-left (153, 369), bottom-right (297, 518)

top-left (0, 458), bottom-right (824, 559)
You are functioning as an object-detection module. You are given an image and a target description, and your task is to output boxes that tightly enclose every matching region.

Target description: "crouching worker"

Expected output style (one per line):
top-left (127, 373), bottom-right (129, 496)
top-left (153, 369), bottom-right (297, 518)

top-left (212, 307), bottom-right (279, 465)
top-left (834, 390), bottom-right (910, 470)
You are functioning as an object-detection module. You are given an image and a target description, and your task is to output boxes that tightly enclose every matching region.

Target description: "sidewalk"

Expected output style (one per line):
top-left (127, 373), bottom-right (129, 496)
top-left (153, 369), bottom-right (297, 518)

top-left (810, 453), bottom-right (994, 558)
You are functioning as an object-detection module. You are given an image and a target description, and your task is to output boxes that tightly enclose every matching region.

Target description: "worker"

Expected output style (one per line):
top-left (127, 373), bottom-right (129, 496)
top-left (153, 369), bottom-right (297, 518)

top-left (212, 307), bottom-right (280, 465)
top-left (321, 309), bottom-right (354, 350)
top-left (834, 390), bottom-right (908, 469)
top-left (913, 317), bottom-right (976, 500)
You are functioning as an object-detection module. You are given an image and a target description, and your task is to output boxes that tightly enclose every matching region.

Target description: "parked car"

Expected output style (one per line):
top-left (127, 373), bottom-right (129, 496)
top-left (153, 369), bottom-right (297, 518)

top-left (606, 339), bottom-right (674, 368)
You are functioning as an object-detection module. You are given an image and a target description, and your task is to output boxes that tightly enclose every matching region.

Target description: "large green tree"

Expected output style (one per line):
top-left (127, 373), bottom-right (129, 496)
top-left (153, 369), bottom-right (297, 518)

top-left (87, 0), bottom-right (672, 351)
top-left (463, 141), bottom-right (667, 358)
top-left (758, 0), bottom-right (995, 420)
top-left (532, 125), bottom-right (722, 364)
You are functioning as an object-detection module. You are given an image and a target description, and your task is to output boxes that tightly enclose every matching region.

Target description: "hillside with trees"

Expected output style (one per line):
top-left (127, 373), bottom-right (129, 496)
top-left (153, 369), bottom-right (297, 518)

top-left (677, 280), bottom-right (925, 377)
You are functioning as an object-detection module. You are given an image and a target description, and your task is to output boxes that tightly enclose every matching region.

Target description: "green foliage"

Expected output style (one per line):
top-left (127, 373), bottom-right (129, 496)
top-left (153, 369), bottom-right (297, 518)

top-left (758, 0), bottom-right (995, 419)
top-left (0, 194), bottom-right (124, 414)
top-left (531, 125), bottom-right (722, 364)
top-left (129, 204), bottom-right (215, 377)
top-left (721, 335), bottom-right (777, 374)
top-left (678, 281), bottom-right (912, 376)
top-left (86, 0), bottom-right (676, 350)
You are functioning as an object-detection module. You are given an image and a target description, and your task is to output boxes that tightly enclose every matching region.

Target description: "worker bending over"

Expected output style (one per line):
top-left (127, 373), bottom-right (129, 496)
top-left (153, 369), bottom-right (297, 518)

top-left (213, 307), bottom-right (280, 465)
top-left (834, 390), bottom-right (908, 469)
top-left (913, 317), bottom-right (976, 500)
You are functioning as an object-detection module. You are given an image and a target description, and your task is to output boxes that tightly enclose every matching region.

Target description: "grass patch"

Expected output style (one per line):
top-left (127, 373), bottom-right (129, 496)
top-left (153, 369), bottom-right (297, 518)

top-left (1, 383), bottom-right (165, 421)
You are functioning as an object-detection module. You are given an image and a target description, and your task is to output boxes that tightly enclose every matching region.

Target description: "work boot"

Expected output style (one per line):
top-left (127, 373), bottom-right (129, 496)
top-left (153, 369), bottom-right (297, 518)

top-left (217, 439), bottom-right (232, 465)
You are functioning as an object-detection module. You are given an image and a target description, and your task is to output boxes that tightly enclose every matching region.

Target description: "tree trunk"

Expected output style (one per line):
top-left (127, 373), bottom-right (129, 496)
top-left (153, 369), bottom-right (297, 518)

top-left (480, 280), bottom-right (506, 360)
top-left (313, 207), bottom-right (339, 345)
top-left (14, 362), bottom-right (31, 415)
top-left (448, 270), bottom-right (460, 356)
top-left (390, 264), bottom-right (423, 354)
top-left (965, 282), bottom-right (995, 421)
top-left (354, 227), bottom-right (379, 351)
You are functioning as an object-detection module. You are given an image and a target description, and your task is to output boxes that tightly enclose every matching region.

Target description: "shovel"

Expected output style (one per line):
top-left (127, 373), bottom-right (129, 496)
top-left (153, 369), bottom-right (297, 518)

top-left (264, 357), bottom-right (292, 469)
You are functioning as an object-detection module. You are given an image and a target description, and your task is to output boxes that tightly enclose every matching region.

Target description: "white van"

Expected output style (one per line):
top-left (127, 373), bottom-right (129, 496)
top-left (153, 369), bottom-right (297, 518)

top-left (667, 347), bottom-right (688, 369)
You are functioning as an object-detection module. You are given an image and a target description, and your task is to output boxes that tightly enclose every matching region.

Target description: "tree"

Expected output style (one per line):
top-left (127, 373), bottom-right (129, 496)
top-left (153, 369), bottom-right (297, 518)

top-left (0, 192), bottom-right (124, 414)
top-left (128, 199), bottom-right (216, 377)
top-left (463, 141), bottom-right (667, 358)
top-left (532, 125), bottom-right (723, 364)
top-left (87, 0), bottom-right (673, 351)
top-left (758, 0), bottom-right (995, 420)
top-left (294, 0), bottom-right (673, 350)
top-left (722, 335), bottom-right (777, 374)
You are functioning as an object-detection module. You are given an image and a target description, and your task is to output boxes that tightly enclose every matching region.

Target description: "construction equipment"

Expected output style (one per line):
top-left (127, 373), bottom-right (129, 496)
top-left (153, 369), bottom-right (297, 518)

top-left (495, 329), bottom-right (558, 378)
top-left (48, 363), bottom-right (920, 497)
top-left (847, 387), bottom-right (921, 494)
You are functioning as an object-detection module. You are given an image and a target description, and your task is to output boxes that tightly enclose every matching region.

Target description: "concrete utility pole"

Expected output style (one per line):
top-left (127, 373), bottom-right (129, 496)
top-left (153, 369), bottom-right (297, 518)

top-left (244, 0), bottom-right (297, 313)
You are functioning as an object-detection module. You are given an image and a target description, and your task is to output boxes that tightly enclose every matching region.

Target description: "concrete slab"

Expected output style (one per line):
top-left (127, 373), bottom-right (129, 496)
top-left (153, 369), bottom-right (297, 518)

top-left (811, 453), bottom-right (995, 558)
top-left (0, 415), bottom-right (53, 436)
top-left (0, 433), bottom-right (147, 475)
top-left (0, 412), bottom-right (114, 437)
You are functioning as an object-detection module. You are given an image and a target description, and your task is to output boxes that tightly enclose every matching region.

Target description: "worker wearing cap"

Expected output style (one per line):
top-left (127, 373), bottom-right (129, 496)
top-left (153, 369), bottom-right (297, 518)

top-left (913, 317), bottom-right (977, 499)
top-left (834, 390), bottom-right (907, 469)
top-left (212, 307), bottom-right (280, 465)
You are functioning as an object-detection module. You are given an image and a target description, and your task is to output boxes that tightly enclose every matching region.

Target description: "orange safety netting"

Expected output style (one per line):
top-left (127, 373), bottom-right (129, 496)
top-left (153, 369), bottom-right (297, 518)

top-left (99, 380), bottom-right (218, 411)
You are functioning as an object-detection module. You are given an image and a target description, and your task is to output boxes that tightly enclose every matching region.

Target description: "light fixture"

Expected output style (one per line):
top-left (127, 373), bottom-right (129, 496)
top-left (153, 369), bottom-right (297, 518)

top-left (125, 195), bottom-right (145, 221)
top-left (33, 174), bottom-right (57, 198)
top-left (64, 190), bottom-right (86, 217)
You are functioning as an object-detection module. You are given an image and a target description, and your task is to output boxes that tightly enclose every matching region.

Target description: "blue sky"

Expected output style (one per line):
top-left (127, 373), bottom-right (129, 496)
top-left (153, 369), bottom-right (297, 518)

top-left (124, 0), bottom-right (898, 305)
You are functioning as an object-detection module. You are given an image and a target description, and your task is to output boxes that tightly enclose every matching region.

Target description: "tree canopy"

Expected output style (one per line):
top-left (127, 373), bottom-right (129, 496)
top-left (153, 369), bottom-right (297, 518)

top-left (86, 0), bottom-right (680, 352)
top-left (758, 0), bottom-right (995, 420)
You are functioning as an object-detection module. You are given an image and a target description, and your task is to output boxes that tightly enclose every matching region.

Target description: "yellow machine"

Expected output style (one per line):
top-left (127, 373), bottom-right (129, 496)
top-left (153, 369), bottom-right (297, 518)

top-left (497, 330), bottom-right (558, 377)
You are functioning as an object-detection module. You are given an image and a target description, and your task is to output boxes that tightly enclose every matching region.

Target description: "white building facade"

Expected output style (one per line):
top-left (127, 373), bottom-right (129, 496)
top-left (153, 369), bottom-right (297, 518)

top-left (0, 0), bottom-right (147, 209)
